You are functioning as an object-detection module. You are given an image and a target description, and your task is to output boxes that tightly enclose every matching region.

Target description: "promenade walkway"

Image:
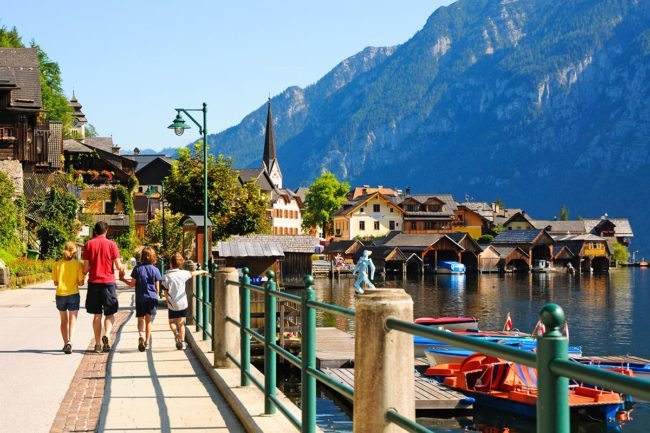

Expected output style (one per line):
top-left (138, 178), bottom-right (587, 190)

top-left (0, 278), bottom-right (244, 433)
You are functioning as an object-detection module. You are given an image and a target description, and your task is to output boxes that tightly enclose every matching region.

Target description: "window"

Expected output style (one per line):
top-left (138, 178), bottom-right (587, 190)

top-left (410, 222), bottom-right (417, 230)
top-left (359, 221), bottom-right (365, 231)
top-left (374, 221), bottom-right (380, 230)
top-left (360, 207), bottom-right (364, 213)
top-left (373, 204), bottom-right (380, 212)
top-left (406, 204), bottom-right (418, 212)
top-left (424, 221), bottom-right (434, 230)
top-left (389, 221), bottom-right (395, 230)
top-left (427, 205), bottom-right (442, 212)
top-left (390, 208), bottom-right (394, 213)
top-left (0, 127), bottom-right (16, 140)
top-left (457, 214), bottom-right (465, 222)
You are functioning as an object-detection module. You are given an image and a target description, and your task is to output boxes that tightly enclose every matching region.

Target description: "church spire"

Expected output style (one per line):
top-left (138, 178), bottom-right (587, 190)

top-left (263, 98), bottom-right (282, 189)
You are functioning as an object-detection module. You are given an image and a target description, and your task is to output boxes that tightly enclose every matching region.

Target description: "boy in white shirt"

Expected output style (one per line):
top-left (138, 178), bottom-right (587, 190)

top-left (161, 253), bottom-right (207, 349)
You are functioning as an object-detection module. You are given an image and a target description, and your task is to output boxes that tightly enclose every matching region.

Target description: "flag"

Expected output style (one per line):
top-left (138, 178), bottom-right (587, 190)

top-left (535, 320), bottom-right (546, 337)
top-left (562, 321), bottom-right (569, 339)
top-left (503, 312), bottom-right (513, 331)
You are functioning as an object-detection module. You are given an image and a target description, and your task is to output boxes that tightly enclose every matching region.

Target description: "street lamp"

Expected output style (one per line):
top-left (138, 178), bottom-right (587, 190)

top-left (167, 103), bottom-right (209, 274)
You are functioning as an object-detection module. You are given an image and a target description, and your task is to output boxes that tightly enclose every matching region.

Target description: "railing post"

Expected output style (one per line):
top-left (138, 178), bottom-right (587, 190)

top-left (185, 261), bottom-right (197, 326)
top-left (264, 270), bottom-right (277, 414)
top-left (196, 265), bottom-right (204, 335)
top-left (214, 267), bottom-right (240, 367)
top-left (301, 275), bottom-right (317, 433)
top-left (354, 288), bottom-right (414, 433)
top-left (204, 269), bottom-right (211, 341)
top-left (240, 268), bottom-right (251, 386)
top-left (536, 303), bottom-right (570, 433)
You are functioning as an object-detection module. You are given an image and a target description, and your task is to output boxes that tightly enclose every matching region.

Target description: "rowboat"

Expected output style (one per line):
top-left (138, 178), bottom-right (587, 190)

top-left (425, 341), bottom-right (583, 365)
top-left (414, 317), bottom-right (479, 332)
top-left (573, 357), bottom-right (650, 381)
top-left (414, 330), bottom-right (531, 357)
top-left (425, 353), bottom-right (626, 423)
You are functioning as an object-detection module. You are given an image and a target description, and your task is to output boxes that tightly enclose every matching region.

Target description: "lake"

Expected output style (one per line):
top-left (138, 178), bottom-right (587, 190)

top-left (287, 268), bottom-right (650, 432)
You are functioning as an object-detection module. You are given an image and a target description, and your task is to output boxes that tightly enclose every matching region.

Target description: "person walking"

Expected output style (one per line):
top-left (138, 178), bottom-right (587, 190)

top-left (120, 247), bottom-right (161, 352)
top-left (52, 242), bottom-right (85, 354)
top-left (82, 221), bottom-right (124, 353)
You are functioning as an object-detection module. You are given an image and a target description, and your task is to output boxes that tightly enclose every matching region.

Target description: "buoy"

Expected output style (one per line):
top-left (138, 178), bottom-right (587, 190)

top-left (616, 410), bottom-right (629, 422)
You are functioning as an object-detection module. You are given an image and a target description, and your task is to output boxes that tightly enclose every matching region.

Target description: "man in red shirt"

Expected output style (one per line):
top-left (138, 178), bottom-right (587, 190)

top-left (83, 222), bottom-right (125, 353)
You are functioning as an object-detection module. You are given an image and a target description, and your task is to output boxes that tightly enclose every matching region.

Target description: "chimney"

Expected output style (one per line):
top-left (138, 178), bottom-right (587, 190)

top-left (112, 145), bottom-right (121, 155)
top-left (492, 202), bottom-right (500, 213)
top-left (133, 147), bottom-right (140, 155)
top-left (406, 187), bottom-right (411, 196)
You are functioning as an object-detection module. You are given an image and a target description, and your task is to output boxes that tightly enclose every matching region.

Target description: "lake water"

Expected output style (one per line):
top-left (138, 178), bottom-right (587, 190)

top-left (288, 268), bottom-right (650, 433)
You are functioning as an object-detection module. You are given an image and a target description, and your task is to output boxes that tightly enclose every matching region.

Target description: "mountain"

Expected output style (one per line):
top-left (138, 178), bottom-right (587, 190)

top-left (172, 0), bottom-right (650, 251)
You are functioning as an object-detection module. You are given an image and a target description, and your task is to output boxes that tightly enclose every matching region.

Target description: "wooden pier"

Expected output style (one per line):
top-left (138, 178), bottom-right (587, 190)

top-left (315, 327), bottom-right (355, 368)
top-left (322, 368), bottom-right (474, 411)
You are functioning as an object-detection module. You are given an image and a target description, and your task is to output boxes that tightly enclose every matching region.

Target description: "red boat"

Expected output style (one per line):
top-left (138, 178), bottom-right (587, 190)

top-left (414, 317), bottom-right (479, 332)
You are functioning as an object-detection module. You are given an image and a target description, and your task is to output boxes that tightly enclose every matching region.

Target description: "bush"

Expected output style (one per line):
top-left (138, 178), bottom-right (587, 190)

top-left (611, 243), bottom-right (630, 265)
top-left (38, 220), bottom-right (69, 260)
top-left (478, 234), bottom-right (494, 244)
top-left (0, 172), bottom-right (24, 256)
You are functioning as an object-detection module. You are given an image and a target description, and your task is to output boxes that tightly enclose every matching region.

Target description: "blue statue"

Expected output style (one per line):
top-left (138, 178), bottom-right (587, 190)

top-left (353, 250), bottom-right (376, 294)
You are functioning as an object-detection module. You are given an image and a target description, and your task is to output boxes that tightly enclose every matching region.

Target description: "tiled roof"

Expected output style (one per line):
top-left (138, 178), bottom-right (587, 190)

top-left (323, 240), bottom-right (363, 254)
top-left (230, 234), bottom-right (319, 254)
top-left (63, 139), bottom-right (92, 153)
top-left (352, 246), bottom-right (406, 261)
top-left (492, 229), bottom-right (543, 245)
top-left (238, 168), bottom-right (265, 183)
top-left (384, 233), bottom-right (445, 247)
top-left (294, 187), bottom-right (309, 203)
top-left (532, 220), bottom-right (586, 234)
top-left (396, 194), bottom-right (457, 216)
top-left (491, 246), bottom-right (529, 258)
top-left (123, 154), bottom-right (173, 172)
top-left (0, 48), bottom-right (42, 110)
top-left (91, 213), bottom-right (131, 227)
top-left (583, 218), bottom-right (634, 237)
top-left (179, 215), bottom-right (213, 227)
top-left (218, 240), bottom-right (284, 258)
top-left (350, 186), bottom-right (398, 199)
top-left (82, 137), bottom-right (116, 153)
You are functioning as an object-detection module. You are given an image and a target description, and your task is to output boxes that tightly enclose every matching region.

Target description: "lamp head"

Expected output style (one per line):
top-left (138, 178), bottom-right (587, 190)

top-left (168, 113), bottom-right (190, 136)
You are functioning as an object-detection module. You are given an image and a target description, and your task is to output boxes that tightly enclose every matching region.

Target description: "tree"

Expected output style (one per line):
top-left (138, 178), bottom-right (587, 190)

top-left (165, 142), bottom-right (270, 240)
top-left (145, 209), bottom-right (184, 260)
top-left (0, 172), bottom-right (24, 257)
top-left (477, 234), bottom-right (494, 244)
top-left (559, 204), bottom-right (569, 221)
top-left (611, 243), bottom-right (630, 265)
top-left (494, 199), bottom-right (505, 209)
top-left (36, 186), bottom-right (81, 259)
top-left (302, 171), bottom-right (350, 237)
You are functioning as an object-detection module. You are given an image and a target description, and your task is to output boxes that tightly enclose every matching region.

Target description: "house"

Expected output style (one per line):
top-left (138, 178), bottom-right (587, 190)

top-left (553, 234), bottom-right (611, 272)
top-left (237, 100), bottom-right (303, 235)
top-left (217, 239), bottom-right (284, 280)
top-left (352, 245), bottom-right (407, 275)
top-left (583, 218), bottom-right (634, 247)
top-left (492, 229), bottom-right (555, 271)
top-left (0, 48), bottom-right (58, 172)
top-left (477, 245), bottom-right (501, 273)
top-left (348, 185), bottom-right (398, 200)
top-left (501, 211), bottom-right (536, 231)
top-left (124, 148), bottom-right (173, 195)
top-left (333, 192), bottom-right (404, 240)
top-left (397, 193), bottom-right (457, 234)
top-left (454, 204), bottom-right (492, 238)
top-left (227, 234), bottom-right (319, 285)
top-left (532, 220), bottom-right (587, 236)
top-left (323, 239), bottom-right (364, 264)
top-left (383, 233), bottom-right (469, 274)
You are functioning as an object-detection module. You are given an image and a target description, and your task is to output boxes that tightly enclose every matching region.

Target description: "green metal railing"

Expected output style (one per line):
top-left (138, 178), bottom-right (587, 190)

top-left (208, 269), bottom-right (650, 433)
top-left (194, 264), bottom-right (213, 341)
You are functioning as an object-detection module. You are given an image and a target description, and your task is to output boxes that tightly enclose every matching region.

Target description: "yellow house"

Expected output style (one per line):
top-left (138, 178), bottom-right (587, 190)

top-left (333, 192), bottom-right (404, 240)
top-left (502, 211), bottom-right (536, 231)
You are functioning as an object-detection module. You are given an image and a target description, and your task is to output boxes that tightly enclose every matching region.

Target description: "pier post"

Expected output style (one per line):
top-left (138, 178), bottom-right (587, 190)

top-left (213, 267), bottom-right (240, 367)
top-left (185, 261), bottom-right (197, 325)
top-left (536, 304), bottom-right (570, 433)
top-left (353, 289), bottom-right (415, 433)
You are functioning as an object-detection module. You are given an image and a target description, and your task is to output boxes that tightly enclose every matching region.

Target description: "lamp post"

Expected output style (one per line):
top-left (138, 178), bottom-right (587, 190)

top-left (168, 103), bottom-right (209, 273)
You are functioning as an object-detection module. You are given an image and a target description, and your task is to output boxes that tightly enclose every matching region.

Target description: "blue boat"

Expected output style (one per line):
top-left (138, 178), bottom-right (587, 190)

top-left (436, 260), bottom-right (466, 274)
top-left (413, 332), bottom-right (533, 357)
top-left (425, 342), bottom-right (583, 366)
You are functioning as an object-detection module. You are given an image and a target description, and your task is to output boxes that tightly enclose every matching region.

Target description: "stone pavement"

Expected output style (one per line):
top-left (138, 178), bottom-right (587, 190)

top-left (98, 290), bottom-right (245, 433)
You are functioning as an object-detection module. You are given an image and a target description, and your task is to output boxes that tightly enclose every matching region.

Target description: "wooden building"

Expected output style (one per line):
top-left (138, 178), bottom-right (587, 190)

top-left (217, 240), bottom-right (283, 279)
top-left (323, 240), bottom-right (364, 263)
top-left (180, 215), bottom-right (213, 266)
top-left (352, 246), bottom-right (407, 275)
top-left (491, 229), bottom-right (555, 271)
top-left (491, 246), bottom-right (531, 272)
top-left (398, 194), bottom-right (456, 234)
top-left (382, 233), bottom-right (471, 274)
top-left (553, 234), bottom-right (611, 272)
top-left (477, 245), bottom-right (501, 273)
top-left (333, 192), bottom-right (404, 240)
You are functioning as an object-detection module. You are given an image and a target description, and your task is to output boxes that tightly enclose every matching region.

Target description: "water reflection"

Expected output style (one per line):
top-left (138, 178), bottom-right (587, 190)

top-left (307, 269), bottom-right (649, 433)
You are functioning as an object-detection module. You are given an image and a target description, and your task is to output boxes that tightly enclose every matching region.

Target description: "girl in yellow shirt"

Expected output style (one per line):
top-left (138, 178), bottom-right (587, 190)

top-left (52, 242), bottom-right (85, 354)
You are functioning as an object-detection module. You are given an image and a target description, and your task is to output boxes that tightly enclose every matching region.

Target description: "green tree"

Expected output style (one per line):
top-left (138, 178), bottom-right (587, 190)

top-left (611, 243), bottom-right (630, 265)
top-left (0, 172), bottom-right (24, 256)
top-left (477, 234), bottom-right (494, 244)
top-left (302, 171), bottom-right (350, 237)
top-left (494, 199), bottom-right (505, 209)
top-left (165, 142), bottom-right (270, 240)
top-left (559, 204), bottom-right (569, 221)
top-left (36, 186), bottom-right (81, 259)
top-left (145, 209), bottom-right (184, 261)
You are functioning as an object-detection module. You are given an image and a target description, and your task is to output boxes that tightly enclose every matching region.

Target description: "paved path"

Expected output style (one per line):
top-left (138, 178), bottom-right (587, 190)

top-left (99, 291), bottom-right (244, 433)
top-left (0, 279), bottom-right (95, 433)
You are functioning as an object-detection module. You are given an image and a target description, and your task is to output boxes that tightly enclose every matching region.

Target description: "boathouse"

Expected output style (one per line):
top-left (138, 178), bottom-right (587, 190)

top-left (492, 246), bottom-right (531, 272)
top-left (383, 233), bottom-right (468, 274)
top-left (217, 239), bottom-right (283, 279)
top-left (323, 240), bottom-right (364, 263)
top-left (553, 234), bottom-right (611, 272)
top-left (352, 245), bottom-right (407, 275)
top-left (446, 232), bottom-right (482, 271)
top-left (491, 229), bottom-right (554, 271)
top-left (478, 245), bottom-right (501, 273)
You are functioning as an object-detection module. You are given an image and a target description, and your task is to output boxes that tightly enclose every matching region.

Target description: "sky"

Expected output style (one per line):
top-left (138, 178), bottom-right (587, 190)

top-left (2, 0), bottom-right (453, 151)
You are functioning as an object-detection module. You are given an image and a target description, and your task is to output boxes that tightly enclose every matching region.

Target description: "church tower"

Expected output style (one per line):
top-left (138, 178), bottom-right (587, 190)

top-left (69, 91), bottom-right (87, 139)
top-left (263, 99), bottom-right (282, 189)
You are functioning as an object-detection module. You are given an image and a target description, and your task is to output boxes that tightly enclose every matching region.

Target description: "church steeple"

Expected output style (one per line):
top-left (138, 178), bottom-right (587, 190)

top-left (263, 98), bottom-right (282, 188)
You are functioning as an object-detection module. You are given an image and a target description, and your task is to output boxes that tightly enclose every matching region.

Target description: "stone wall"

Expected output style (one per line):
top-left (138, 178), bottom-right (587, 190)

top-left (0, 160), bottom-right (23, 196)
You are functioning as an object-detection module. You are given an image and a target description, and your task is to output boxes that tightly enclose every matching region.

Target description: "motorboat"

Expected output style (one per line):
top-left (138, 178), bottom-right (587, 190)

top-left (425, 353), bottom-right (626, 423)
top-left (414, 317), bottom-right (479, 332)
top-left (531, 259), bottom-right (556, 273)
top-left (436, 261), bottom-right (466, 274)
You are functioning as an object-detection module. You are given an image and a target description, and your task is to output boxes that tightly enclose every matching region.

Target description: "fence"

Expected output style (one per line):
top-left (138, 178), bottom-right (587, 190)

top-left (189, 266), bottom-right (650, 433)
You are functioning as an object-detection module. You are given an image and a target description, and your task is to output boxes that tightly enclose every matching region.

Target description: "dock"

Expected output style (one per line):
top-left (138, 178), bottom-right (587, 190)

top-left (322, 368), bottom-right (474, 411)
top-left (315, 327), bottom-right (355, 368)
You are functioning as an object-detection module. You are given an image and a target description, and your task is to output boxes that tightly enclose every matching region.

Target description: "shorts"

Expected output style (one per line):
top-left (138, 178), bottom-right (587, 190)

top-left (86, 283), bottom-right (118, 315)
top-left (56, 294), bottom-right (80, 312)
top-left (136, 298), bottom-right (157, 318)
top-left (168, 309), bottom-right (188, 320)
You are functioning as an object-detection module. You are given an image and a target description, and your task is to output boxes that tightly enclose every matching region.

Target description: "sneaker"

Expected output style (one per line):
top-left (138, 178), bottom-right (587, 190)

top-left (64, 343), bottom-right (72, 354)
top-left (138, 337), bottom-right (145, 352)
top-left (354, 286), bottom-right (364, 295)
top-left (93, 344), bottom-right (102, 353)
top-left (101, 335), bottom-right (111, 352)
top-left (175, 340), bottom-right (183, 350)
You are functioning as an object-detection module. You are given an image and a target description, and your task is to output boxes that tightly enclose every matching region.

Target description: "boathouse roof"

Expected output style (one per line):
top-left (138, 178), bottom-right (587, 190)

top-left (218, 240), bottom-right (284, 258)
top-left (230, 234), bottom-right (319, 254)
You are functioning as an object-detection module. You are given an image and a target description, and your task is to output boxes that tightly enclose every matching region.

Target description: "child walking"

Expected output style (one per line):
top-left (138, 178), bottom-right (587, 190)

top-left (121, 247), bottom-right (161, 352)
top-left (161, 253), bottom-right (207, 349)
top-left (52, 242), bottom-right (85, 354)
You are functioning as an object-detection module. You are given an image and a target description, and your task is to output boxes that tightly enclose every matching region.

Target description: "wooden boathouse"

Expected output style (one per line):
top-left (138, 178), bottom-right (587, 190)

top-left (491, 229), bottom-right (554, 271)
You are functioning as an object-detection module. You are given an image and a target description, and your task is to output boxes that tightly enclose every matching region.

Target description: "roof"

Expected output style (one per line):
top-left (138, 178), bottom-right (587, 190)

top-left (492, 229), bottom-right (545, 245)
top-left (502, 211), bottom-right (535, 227)
top-left (63, 138), bottom-right (92, 153)
top-left (395, 194), bottom-right (457, 216)
top-left (180, 215), bottom-right (213, 227)
top-left (491, 246), bottom-right (530, 258)
top-left (333, 192), bottom-right (404, 217)
top-left (218, 240), bottom-right (284, 258)
top-left (583, 218), bottom-right (634, 237)
top-left (230, 234), bottom-right (319, 254)
top-left (238, 168), bottom-right (265, 183)
top-left (0, 48), bottom-right (42, 110)
top-left (383, 233), bottom-right (464, 252)
top-left (133, 195), bottom-right (149, 213)
top-left (323, 240), bottom-right (364, 254)
top-left (352, 246), bottom-right (407, 261)
top-left (350, 186), bottom-right (398, 199)
top-left (123, 154), bottom-right (173, 172)
top-left (294, 187), bottom-right (309, 203)
top-left (263, 100), bottom-right (278, 170)
top-left (532, 220), bottom-right (586, 234)
top-left (91, 213), bottom-right (130, 227)
top-left (82, 137), bottom-right (116, 153)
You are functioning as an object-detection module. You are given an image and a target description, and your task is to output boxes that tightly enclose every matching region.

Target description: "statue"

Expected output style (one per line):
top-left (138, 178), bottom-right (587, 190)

top-left (353, 250), bottom-right (376, 294)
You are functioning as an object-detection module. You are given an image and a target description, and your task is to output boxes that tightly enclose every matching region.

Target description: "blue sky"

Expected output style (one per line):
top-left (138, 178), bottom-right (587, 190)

top-left (3, 1), bottom-right (453, 151)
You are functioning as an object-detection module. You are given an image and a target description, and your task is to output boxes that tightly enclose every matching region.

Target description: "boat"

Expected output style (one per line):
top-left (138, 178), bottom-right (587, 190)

top-left (414, 331), bottom-right (532, 358)
top-left (414, 317), bottom-right (479, 332)
top-left (425, 353), bottom-right (626, 423)
top-left (531, 259), bottom-right (556, 273)
top-left (573, 357), bottom-right (650, 381)
top-left (425, 341), bottom-right (583, 365)
top-left (436, 261), bottom-right (466, 274)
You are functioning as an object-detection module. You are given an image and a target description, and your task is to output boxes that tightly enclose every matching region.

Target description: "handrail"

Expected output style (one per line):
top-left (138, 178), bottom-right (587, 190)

top-left (209, 268), bottom-right (650, 433)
